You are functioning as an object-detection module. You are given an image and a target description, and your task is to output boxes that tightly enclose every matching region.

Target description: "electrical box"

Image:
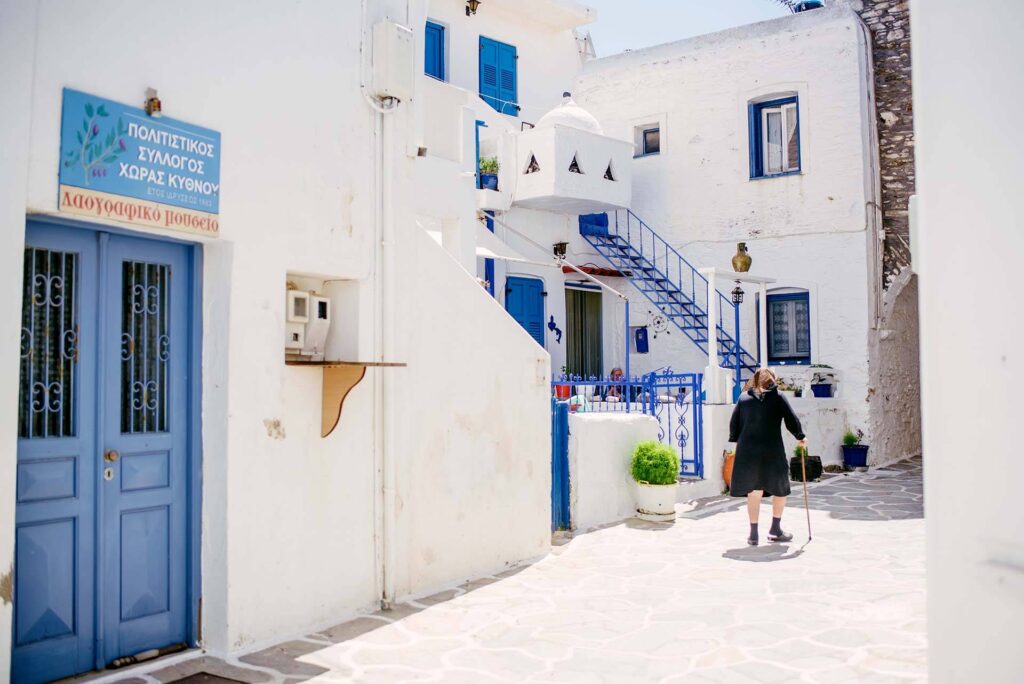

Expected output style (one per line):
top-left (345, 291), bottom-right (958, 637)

top-left (302, 295), bottom-right (331, 361)
top-left (285, 288), bottom-right (331, 360)
top-left (372, 19), bottom-right (415, 101)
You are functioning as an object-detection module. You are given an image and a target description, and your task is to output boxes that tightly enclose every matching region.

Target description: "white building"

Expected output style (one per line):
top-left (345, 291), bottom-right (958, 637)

top-left (0, 0), bottom-right (923, 680)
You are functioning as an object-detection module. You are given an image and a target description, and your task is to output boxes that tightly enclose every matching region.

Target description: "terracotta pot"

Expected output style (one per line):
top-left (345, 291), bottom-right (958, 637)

top-left (554, 384), bottom-right (570, 399)
top-left (723, 451), bottom-right (736, 489)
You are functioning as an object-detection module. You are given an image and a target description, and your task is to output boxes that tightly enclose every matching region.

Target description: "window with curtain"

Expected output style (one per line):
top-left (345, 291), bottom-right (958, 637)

top-left (766, 291), bottom-right (811, 365)
top-left (565, 287), bottom-right (603, 377)
top-left (749, 96), bottom-right (800, 178)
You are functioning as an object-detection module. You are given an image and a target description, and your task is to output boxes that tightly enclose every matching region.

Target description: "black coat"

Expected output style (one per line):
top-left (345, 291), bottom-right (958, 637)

top-left (728, 387), bottom-right (805, 497)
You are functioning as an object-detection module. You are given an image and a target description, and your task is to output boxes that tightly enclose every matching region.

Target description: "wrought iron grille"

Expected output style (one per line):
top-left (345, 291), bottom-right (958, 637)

top-left (19, 247), bottom-right (79, 439)
top-left (121, 260), bottom-right (170, 434)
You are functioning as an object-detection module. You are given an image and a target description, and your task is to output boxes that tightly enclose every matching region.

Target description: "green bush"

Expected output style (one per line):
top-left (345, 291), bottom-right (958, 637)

top-left (842, 429), bottom-right (861, 447)
top-left (793, 443), bottom-right (808, 458)
top-left (630, 440), bottom-right (680, 485)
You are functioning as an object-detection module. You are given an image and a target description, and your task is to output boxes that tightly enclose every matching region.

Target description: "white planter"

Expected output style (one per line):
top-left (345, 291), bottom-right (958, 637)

top-left (634, 482), bottom-right (678, 522)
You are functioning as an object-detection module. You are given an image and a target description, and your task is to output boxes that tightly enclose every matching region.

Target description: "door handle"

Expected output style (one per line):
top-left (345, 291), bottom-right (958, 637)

top-left (104, 449), bottom-right (120, 462)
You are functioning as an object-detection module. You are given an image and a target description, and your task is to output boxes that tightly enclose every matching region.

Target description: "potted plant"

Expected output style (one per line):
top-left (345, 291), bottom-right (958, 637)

top-left (479, 156), bottom-right (500, 190)
top-left (631, 440), bottom-right (680, 522)
top-left (809, 365), bottom-right (836, 398)
top-left (841, 428), bottom-right (869, 470)
top-left (777, 380), bottom-right (796, 399)
top-left (554, 367), bottom-right (571, 400)
top-left (790, 443), bottom-right (823, 482)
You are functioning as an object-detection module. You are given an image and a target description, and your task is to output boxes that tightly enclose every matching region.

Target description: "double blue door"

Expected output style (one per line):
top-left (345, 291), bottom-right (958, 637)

top-left (14, 223), bottom-right (194, 682)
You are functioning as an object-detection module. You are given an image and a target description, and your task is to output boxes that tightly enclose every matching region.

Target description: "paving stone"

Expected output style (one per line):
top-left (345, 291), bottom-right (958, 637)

top-left (149, 656), bottom-right (271, 683)
top-left (311, 616), bottom-right (393, 644)
top-left (238, 641), bottom-right (329, 678)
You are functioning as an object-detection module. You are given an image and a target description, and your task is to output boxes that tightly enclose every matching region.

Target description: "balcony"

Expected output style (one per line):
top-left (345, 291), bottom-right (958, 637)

top-left (510, 95), bottom-right (633, 214)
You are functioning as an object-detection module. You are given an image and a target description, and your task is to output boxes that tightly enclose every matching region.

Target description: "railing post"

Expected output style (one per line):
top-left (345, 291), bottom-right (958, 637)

top-left (734, 300), bottom-right (742, 397)
top-left (625, 299), bottom-right (631, 414)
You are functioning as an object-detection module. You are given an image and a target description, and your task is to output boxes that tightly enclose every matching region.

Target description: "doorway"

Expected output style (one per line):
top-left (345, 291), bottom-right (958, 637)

top-left (565, 286), bottom-right (603, 377)
top-left (13, 221), bottom-right (199, 682)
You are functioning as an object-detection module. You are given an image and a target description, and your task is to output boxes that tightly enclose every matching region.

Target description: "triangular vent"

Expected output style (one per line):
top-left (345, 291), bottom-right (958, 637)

top-left (524, 154), bottom-right (540, 174)
top-left (604, 161), bottom-right (616, 181)
top-left (568, 154), bottom-right (583, 174)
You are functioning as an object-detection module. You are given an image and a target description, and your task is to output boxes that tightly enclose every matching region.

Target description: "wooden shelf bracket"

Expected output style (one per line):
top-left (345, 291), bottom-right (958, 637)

top-left (285, 360), bottom-right (407, 437)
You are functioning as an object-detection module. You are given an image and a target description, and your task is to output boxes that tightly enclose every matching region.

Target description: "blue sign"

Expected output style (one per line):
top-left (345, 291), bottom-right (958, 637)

top-left (58, 88), bottom-right (221, 233)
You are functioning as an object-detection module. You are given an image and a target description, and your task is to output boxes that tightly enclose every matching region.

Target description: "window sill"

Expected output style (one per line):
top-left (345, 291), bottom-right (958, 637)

top-left (768, 358), bottom-right (811, 366)
top-left (633, 152), bottom-right (660, 159)
top-left (750, 170), bottom-right (802, 181)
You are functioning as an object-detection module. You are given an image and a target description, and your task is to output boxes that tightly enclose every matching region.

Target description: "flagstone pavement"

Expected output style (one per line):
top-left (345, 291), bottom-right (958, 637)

top-left (109, 458), bottom-right (925, 684)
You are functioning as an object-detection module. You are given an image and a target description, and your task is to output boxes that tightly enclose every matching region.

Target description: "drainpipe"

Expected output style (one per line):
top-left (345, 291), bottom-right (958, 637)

top-left (361, 0), bottom-right (401, 610)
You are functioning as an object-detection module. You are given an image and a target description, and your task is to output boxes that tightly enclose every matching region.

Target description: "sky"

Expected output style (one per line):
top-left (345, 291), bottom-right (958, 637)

top-left (582, 0), bottom-right (792, 56)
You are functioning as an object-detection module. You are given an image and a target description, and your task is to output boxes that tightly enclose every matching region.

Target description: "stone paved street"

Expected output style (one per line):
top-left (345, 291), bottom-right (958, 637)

top-left (115, 459), bottom-right (925, 684)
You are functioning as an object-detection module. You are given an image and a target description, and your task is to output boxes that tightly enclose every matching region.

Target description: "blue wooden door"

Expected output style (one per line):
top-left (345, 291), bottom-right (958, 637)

top-left (13, 224), bottom-right (193, 681)
top-left (505, 276), bottom-right (545, 347)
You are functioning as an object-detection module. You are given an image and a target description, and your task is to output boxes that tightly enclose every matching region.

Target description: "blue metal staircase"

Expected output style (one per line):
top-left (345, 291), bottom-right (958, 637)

top-left (579, 210), bottom-right (759, 379)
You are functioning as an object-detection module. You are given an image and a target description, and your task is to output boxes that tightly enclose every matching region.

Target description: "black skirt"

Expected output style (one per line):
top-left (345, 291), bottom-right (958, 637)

top-left (728, 388), bottom-right (805, 497)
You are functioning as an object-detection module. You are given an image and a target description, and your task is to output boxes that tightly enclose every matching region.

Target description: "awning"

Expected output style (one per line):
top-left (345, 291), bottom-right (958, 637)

top-left (475, 223), bottom-right (558, 267)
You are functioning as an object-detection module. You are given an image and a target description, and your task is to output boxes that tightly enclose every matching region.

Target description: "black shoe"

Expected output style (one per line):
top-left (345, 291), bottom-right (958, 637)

top-left (747, 536), bottom-right (758, 546)
top-left (767, 531), bottom-right (793, 543)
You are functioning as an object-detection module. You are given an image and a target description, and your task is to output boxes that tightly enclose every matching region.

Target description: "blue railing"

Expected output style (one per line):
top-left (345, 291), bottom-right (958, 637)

top-left (551, 369), bottom-right (704, 478)
top-left (580, 210), bottom-right (758, 376)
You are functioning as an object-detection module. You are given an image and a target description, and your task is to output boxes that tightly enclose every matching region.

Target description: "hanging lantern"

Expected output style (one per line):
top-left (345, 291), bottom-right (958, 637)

top-left (731, 283), bottom-right (745, 305)
top-left (466, 0), bottom-right (481, 16)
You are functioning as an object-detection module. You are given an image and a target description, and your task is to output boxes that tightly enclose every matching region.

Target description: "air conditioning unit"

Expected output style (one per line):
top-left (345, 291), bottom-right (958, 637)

top-left (285, 288), bottom-right (331, 361)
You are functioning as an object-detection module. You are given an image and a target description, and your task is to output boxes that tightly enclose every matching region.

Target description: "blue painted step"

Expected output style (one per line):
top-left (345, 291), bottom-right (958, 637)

top-left (580, 211), bottom-right (758, 378)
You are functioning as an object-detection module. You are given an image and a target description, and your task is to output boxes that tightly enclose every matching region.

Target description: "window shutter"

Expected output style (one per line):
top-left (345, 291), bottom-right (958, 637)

top-left (480, 37), bottom-right (517, 116)
top-left (479, 37), bottom-right (500, 112)
top-left (498, 43), bottom-right (518, 116)
top-left (425, 22), bottom-right (444, 80)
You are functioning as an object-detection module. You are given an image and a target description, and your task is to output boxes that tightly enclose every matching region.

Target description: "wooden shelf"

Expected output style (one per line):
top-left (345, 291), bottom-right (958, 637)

top-left (286, 359), bottom-right (407, 437)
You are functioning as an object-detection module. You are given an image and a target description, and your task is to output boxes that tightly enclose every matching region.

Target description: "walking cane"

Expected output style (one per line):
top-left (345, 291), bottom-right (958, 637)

top-left (800, 444), bottom-right (813, 542)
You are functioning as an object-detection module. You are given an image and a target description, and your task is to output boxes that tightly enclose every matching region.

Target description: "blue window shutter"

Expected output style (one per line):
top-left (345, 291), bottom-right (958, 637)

top-left (480, 37), bottom-right (517, 116)
top-left (506, 277), bottom-right (545, 347)
top-left (425, 22), bottom-right (445, 80)
top-left (479, 37), bottom-right (500, 112)
top-left (498, 42), bottom-right (518, 117)
top-left (748, 103), bottom-right (760, 178)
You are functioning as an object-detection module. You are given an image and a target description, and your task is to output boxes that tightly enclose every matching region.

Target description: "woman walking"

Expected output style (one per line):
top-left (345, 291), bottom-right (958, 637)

top-left (728, 368), bottom-right (807, 546)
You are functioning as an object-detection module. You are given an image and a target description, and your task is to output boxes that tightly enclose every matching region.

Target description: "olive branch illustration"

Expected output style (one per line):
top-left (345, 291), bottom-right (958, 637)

top-left (63, 102), bottom-right (127, 186)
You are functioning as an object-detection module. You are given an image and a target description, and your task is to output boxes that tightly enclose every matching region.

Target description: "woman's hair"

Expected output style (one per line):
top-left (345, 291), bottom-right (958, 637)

top-left (743, 368), bottom-right (778, 393)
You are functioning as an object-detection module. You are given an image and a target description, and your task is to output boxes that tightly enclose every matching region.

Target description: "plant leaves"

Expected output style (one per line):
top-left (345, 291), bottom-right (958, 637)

top-left (76, 130), bottom-right (83, 144)
top-left (85, 103), bottom-right (94, 117)
top-left (97, 105), bottom-right (108, 117)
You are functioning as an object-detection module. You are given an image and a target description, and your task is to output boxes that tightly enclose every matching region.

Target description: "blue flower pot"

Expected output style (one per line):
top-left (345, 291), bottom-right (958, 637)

top-left (842, 444), bottom-right (869, 469)
top-left (811, 383), bottom-right (833, 398)
top-left (480, 173), bottom-right (499, 191)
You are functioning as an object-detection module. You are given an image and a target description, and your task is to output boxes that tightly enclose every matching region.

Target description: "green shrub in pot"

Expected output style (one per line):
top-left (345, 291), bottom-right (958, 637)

top-left (630, 441), bottom-right (680, 485)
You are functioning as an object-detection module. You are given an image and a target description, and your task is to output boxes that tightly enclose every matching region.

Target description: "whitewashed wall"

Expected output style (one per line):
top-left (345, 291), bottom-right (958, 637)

top-left (568, 6), bottom-right (877, 444)
top-left (567, 413), bottom-right (659, 531)
top-left (913, 1), bottom-right (1024, 681)
top-left (0, 0), bottom-right (559, 673)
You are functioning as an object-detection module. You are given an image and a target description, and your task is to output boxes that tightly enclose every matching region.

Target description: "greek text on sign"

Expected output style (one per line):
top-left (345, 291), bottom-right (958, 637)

top-left (58, 88), bottom-right (221, 237)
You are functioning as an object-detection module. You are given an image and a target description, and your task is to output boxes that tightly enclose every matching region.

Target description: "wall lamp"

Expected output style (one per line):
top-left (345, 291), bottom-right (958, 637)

top-left (553, 241), bottom-right (568, 258)
top-left (144, 87), bottom-right (162, 118)
top-left (731, 283), bottom-right (745, 305)
top-left (466, 0), bottom-right (481, 16)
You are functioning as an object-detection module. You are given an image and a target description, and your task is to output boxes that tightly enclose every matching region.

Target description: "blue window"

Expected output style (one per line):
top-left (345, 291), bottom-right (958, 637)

top-left (749, 96), bottom-right (800, 178)
top-left (479, 36), bottom-right (518, 116)
top-left (425, 21), bottom-right (445, 81)
top-left (506, 276), bottom-right (545, 346)
top-left (766, 291), bottom-right (811, 365)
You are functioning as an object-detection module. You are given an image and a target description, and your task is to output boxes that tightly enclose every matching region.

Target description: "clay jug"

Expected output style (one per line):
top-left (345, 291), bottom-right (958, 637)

top-left (732, 242), bottom-right (752, 272)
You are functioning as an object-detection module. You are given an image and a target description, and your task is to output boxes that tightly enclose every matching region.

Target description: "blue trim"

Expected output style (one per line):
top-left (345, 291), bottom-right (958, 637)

top-left (766, 291), bottom-right (811, 365)
top-left (474, 120), bottom-right (487, 190)
top-left (425, 21), bottom-right (446, 81)
top-left (640, 127), bottom-right (660, 157)
top-left (505, 275), bottom-right (546, 347)
top-left (564, 282), bottom-right (602, 291)
top-left (749, 96), bottom-right (801, 179)
top-left (187, 243), bottom-right (203, 647)
top-left (484, 211), bottom-right (495, 298)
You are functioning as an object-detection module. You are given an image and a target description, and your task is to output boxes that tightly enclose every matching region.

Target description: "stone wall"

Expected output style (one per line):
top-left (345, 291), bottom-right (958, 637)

top-left (868, 270), bottom-right (922, 465)
top-left (858, 0), bottom-right (915, 285)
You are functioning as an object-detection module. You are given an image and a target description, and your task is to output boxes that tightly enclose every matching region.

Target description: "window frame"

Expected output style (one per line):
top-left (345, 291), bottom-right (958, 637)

top-left (749, 96), bottom-right (801, 179)
top-left (765, 291), bottom-right (811, 366)
top-left (424, 20), bottom-right (447, 82)
top-left (634, 124), bottom-right (661, 158)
